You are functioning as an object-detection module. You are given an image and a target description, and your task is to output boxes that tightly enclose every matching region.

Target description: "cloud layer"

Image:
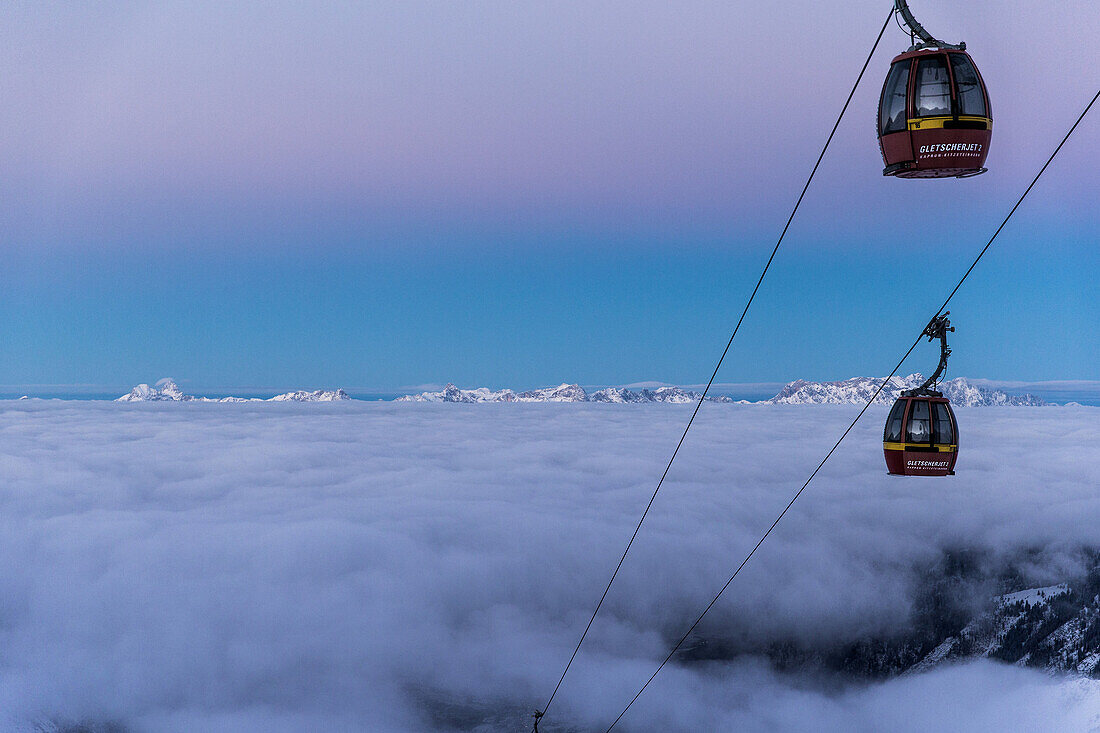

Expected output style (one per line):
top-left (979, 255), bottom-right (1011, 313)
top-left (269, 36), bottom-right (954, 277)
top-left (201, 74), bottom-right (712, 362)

top-left (0, 401), bottom-right (1098, 731)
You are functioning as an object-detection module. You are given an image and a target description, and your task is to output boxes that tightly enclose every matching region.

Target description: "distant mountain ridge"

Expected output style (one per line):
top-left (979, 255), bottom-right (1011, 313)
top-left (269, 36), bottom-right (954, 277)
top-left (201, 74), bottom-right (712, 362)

top-left (397, 376), bottom-right (1045, 406)
top-left (115, 376), bottom-right (1048, 406)
top-left (117, 379), bottom-right (349, 403)
top-left (395, 383), bottom-right (736, 404)
top-left (767, 374), bottom-right (1046, 406)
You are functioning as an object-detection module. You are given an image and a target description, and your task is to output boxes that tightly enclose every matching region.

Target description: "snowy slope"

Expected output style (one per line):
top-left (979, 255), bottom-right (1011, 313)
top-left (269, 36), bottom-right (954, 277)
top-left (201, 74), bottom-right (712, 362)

top-left (901, 578), bottom-right (1100, 678)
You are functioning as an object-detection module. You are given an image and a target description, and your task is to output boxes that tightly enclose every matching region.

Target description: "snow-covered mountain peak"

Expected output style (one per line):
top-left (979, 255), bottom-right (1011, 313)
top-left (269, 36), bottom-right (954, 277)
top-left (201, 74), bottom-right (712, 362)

top-left (155, 378), bottom-right (186, 401)
top-left (118, 379), bottom-right (190, 402)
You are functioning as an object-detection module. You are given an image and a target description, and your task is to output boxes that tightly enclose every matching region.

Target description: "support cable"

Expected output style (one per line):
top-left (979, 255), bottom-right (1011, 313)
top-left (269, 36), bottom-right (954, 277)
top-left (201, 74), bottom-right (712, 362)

top-left (602, 86), bottom-right (1100, 732)
top-left (534, 10), bottom-right (895, 728)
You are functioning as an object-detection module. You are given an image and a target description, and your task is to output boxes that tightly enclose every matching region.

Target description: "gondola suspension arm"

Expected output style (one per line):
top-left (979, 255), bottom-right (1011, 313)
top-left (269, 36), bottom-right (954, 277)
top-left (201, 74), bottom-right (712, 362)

top-left (895, 0), bottom-right (964, 51)
top-left (911, 313), bottom-right (953, 394)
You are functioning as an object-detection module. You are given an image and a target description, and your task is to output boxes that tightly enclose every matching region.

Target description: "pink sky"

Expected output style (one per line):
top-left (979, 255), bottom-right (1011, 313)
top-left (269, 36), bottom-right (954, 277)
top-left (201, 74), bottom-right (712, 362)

top-left (1, 1), bottom-right (1096, 250)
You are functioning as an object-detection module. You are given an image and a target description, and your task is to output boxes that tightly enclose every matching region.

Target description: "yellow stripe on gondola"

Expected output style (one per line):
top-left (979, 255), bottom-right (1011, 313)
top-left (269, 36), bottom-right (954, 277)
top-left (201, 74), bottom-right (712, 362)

top-left (907, 116), bottom-right (992, 131)
top-left (883, 442), bottom-right (958, 452)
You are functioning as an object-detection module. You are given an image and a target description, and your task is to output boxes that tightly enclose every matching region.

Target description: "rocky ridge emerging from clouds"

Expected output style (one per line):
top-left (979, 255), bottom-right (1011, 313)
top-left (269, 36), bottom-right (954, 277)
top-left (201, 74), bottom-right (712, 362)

top-left (684, 548), bottom-right (1100, 682)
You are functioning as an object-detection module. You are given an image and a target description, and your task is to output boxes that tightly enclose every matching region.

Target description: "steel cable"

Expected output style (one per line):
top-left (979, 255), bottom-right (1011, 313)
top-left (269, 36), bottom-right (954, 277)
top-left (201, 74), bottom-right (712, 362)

top-left (534, 10), bottom-right (896, 728)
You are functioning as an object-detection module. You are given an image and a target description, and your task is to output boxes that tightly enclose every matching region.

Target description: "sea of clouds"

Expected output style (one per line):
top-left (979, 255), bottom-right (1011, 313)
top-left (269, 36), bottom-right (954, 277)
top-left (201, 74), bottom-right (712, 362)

top-left (0, 401), bottom-right (1098, 732)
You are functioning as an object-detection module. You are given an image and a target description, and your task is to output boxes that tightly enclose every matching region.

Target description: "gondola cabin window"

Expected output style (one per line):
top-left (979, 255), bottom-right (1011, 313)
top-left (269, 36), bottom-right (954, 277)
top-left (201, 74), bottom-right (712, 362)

top-left (885, 399), bottom-right (906, 442)
top-left (906, 399), bottom-right (932, 443)
top-left (933, 401), bottom-right (955, 444)
top-left (915, 56), bottom-right (951, 117)
top-left (880, 61), bottom-right (910, 135)
top-left (949, 53), bottom-right (988, 117)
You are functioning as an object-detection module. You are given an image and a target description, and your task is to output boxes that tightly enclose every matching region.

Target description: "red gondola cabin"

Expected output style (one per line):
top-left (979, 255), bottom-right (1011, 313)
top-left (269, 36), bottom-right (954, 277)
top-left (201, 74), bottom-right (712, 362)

top-left (877, 48), bottom-right (992, 178)
top-left (883, 394), bottom-right (958, 476)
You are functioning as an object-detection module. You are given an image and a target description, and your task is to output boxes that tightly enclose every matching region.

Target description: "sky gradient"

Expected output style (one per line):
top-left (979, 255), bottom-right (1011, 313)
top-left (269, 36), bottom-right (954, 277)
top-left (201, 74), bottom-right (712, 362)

top-left (1, 1), bottom-right (1097, 392)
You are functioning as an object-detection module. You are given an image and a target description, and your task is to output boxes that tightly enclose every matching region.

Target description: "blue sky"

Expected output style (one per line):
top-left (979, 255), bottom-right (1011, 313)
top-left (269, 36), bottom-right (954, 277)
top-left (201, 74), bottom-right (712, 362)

top-left (1, 1), bottom-right (1097, 392)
